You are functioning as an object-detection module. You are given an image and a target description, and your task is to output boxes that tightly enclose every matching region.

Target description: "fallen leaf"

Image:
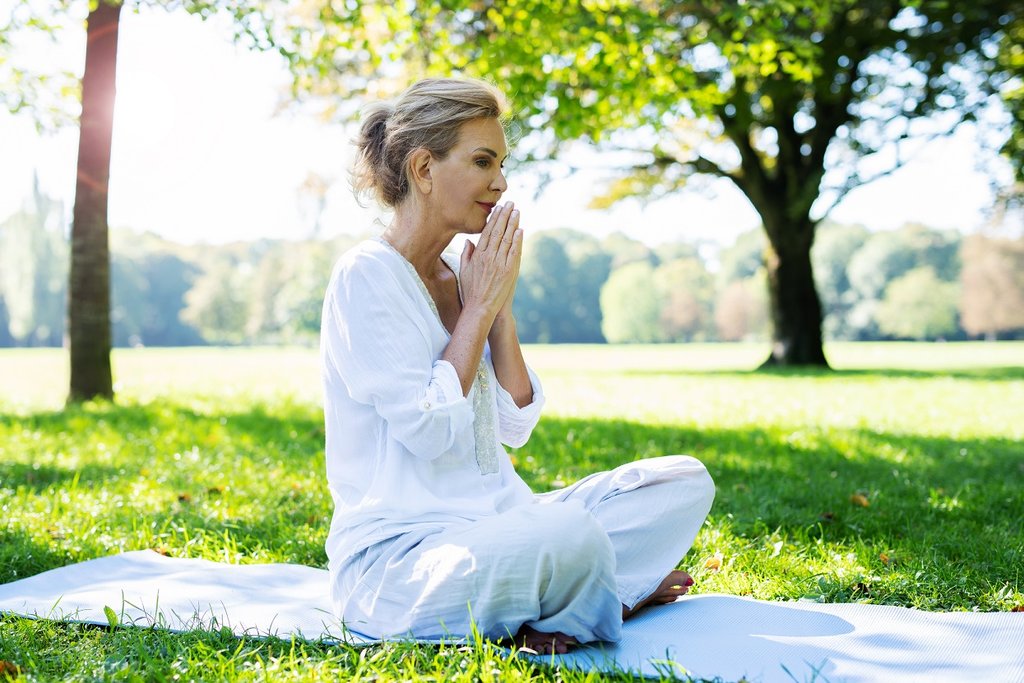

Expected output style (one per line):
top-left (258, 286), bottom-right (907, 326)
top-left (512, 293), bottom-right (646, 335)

top-left (153, 546), bottom-right (171, 556)
top-left (0, 661), bottom-right (20, 681)
top-left (880, 553), bottom-right (891, 565)
top-left (207, 486), bottom-right (224, 495)
top-left (177, 493), bottom-right (192, 503)
top-left (850, 493), bottom-right (870, 507)
top-left (1011, 606), bottom-right (1024, 613)
top-left (819, 511), bottom-right (835, 521)
top-left (704, 554), bottom-right (723, 571)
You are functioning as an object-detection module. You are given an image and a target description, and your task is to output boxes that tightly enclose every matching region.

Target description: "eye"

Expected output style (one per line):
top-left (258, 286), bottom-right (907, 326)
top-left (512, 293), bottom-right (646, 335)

top-left (475, 158), bottom-right (491, 168)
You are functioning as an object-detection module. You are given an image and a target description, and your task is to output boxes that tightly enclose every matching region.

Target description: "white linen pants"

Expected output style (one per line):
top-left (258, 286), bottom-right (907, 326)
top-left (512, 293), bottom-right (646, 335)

top-left (335, 455), bottom-right (715, 644)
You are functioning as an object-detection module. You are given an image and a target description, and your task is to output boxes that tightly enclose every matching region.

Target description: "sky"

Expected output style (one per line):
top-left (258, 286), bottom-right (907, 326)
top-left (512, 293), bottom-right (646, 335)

top-left (0, 4), bottom-right (1016, 250)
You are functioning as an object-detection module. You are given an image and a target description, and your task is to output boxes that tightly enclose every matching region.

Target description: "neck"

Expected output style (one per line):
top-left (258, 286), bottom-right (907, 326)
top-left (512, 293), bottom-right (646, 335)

top-left (381, 204), bottom-right (455, 279)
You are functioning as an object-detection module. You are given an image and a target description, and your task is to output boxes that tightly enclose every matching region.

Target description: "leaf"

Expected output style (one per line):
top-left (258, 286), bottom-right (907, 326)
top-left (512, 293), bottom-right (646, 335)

top-left (850, 493), bottom-right (870, 507)
top-left (103, 605), bottom-right (119, 629)
top-left (0, 661), bottom-right (21, 681)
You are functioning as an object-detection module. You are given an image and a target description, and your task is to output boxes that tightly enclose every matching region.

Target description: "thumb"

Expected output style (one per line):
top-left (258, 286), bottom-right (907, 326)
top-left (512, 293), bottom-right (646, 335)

top-left (461, 239), bottom-right (475, 268)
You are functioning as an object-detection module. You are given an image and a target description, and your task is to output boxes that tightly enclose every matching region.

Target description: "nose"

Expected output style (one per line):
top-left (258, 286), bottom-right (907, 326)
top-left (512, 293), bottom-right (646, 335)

top-left (491, 169), bottom-right (508, 194)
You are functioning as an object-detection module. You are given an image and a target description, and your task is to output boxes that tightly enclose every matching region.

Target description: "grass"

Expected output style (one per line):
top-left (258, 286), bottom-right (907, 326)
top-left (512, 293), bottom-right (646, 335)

top-left (1, 342), bottom-right (1022, 681)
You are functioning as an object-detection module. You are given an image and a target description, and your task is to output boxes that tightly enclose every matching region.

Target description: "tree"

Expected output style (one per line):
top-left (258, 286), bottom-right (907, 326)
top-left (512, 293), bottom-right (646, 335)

top-left (0, 178), bottom-right (68, 347)
top-left (846, 224), bottom-right (960, 338)
top-left (998, 13), bottom-right (1024, 190)
top-left (300, 0), bottom-right (1018, 365)
top-left (600, 261), bottom-right (665, 343)
top-left (513, 230), bottom-right (612, 343)
top-left (66, 0), bottom-right (120, 400)
top-left (4, 0), bottom-right (293, 399)
top-left (875, 266), bottom-right (959, 339)
top-left (715, 274), bottom-right (771, 342)
top-left (960, 234), bottom-right (1024, 339)
top-left (182, 255), bottom-right (253, 344)
top-left (718, 229), bottom-right (768, 288)
top-left (654, 258), bottom-right (715, 341)
top-left (515, 235), bottom-right (575, 343)
top-left (812, 222), bottom-right (870, 340)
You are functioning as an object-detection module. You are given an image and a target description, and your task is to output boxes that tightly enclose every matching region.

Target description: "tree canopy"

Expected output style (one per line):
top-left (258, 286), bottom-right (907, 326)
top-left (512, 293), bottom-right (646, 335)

top-left (293, 0), bottom-right (1020, 365)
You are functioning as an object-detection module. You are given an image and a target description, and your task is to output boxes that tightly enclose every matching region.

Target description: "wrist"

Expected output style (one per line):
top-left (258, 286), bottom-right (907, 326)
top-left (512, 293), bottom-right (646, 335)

top-left (490, 312), bottom-right (516, 338)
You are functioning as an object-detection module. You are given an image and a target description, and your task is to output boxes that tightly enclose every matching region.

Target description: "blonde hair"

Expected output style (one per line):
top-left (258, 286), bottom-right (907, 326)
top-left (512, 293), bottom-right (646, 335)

top-left (352, 78), bottom-right (509, 207)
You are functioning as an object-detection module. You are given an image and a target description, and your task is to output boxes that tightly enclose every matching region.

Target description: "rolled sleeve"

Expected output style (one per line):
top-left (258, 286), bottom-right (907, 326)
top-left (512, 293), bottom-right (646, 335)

top-left (420, 360), bottom-right (465, 412)
top-left (495, 365), bottom-right (545, 448)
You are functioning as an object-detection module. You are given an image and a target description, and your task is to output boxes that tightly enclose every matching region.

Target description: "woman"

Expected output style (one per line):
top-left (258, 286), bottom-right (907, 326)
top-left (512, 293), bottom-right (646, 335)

top-left (320, 77), bottom-right (715, 654)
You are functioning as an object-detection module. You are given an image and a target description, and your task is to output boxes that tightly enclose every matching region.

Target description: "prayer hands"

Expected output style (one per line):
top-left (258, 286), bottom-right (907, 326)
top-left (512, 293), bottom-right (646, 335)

top-left (459, 201), bottom-right (522, 323)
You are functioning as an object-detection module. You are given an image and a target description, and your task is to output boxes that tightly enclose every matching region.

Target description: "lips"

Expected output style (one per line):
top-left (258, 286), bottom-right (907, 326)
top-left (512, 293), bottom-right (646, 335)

top-left (477, 202), bottom-right (496, 211)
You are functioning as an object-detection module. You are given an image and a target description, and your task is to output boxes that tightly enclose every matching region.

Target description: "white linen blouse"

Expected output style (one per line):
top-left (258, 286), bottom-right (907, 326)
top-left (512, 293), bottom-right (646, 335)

top-left (320, 238), bottom-right (545, 572)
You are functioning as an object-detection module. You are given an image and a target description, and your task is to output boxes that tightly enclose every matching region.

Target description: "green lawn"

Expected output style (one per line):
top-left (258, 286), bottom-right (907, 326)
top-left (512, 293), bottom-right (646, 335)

top-left (1, 343), bottom-right (1022, 681)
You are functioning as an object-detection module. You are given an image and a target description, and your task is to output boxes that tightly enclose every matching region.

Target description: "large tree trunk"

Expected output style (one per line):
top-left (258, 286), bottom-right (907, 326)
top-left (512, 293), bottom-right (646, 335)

top-left (68, 0), bottom-right (121, 402)
top-left (761, 216), bottom-right (829, 368)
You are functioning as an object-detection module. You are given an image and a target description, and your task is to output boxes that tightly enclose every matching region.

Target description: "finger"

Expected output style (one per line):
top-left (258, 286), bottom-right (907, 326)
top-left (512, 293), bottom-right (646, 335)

top-left (496, 208), bottom-right (518, 259)
top-left (507, 228), bottom-right (523, 267)
top-left (461, 239), bottom-right (475, 270)
top-left (479, 201), bottom-right (510, 253)
top-left (491, 202), bottom-right (515, 248)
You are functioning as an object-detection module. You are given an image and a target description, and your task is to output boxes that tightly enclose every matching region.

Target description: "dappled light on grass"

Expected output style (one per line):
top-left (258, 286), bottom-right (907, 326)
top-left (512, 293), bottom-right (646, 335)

top-left (1, 342), bottom-right (1023, 680)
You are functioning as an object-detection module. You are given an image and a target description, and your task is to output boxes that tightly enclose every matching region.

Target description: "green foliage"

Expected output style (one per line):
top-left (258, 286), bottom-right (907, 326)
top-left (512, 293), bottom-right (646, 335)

top-left (286, 0), bottom-right (1019, 364)
top-left (876, 267), bottom-right (959, 339)
top-left (717, 229), bottom-right (767, 287)
top-left (182, 236), bottom-right (358, 345)
top-left (960, 233), bottom-right (1024, 338)
top-left (599, 261), bottom-right (664, 343)
top-left (0, 343), bottom-right (1022, 680)
top-left (812, 223), bottom-right (871, 340)
top-left (654, 258), bottom-right (715, 342)
top-left (514, 232), bottom-right (609, 343)
top-left (0, 179), bottom-right (67, 347)
top-left (714, 273), bottom-right (770, 342)
top-left (846, 225), bottom-right (962, 339)
top-left (997, 13), bottom-right (1024, 184)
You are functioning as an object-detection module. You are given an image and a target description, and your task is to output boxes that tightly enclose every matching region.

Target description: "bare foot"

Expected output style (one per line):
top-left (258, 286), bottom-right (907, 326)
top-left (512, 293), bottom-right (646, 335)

top-left (622, 570), bottom-right (694, 620)
top-left (511, 624), bottom-right (579, 655)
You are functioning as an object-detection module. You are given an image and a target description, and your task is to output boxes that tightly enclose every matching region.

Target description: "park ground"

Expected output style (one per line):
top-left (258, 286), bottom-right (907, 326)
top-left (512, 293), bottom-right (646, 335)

top-left (0, 342), bottom-right (1022, 681)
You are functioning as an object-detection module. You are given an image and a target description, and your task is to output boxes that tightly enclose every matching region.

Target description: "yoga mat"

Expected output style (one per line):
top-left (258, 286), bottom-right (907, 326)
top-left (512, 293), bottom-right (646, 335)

top-left (1, 550), bottom-right (1021, 682)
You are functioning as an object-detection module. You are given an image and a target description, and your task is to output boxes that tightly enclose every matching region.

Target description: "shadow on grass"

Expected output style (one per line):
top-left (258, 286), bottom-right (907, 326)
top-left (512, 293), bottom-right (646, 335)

top-left (519, 416), bottom-right (1024, 558)
top-left (0, 528), bottom-right (77, 582)
top-left (0, 461), bottom-right (125, 493)
top-left (619, 366), bottom-right (1024, 382)
top-left (2, 402), bottom-right (1021, 605)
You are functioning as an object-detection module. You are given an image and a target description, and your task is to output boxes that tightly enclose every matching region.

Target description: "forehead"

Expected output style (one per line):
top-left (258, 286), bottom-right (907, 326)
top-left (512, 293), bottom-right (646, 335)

top-left (454, 118), bottom-right (508, 155)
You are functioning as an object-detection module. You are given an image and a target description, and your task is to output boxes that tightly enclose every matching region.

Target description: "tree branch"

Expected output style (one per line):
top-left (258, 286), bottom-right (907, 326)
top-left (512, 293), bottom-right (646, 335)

top-left (816, 114), bottom-right (971, 219)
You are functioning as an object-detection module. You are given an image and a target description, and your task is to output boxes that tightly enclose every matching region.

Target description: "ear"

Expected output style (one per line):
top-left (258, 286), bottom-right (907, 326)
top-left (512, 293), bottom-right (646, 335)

top-left (408, 148), bottom-right (433, 195)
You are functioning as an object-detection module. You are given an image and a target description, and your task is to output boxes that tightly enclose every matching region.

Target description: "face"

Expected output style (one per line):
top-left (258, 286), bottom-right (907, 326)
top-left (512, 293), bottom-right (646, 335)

top-left (426, 117), bottom-right (509, 233)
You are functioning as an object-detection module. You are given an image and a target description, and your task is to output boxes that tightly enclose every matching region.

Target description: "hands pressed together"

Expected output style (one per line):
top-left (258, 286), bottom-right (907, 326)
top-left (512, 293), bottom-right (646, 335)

top-left (459, 201), bottom-right (522, 325)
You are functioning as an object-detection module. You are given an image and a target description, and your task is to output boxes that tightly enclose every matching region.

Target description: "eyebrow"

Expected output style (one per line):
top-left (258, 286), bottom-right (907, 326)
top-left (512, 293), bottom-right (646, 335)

top-left (473, 147), bottom-right (507, 160)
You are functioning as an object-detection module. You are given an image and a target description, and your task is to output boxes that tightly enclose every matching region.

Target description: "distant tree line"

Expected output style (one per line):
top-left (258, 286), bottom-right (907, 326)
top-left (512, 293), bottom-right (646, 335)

top-left (1, 186), bottom-right (1022, 347)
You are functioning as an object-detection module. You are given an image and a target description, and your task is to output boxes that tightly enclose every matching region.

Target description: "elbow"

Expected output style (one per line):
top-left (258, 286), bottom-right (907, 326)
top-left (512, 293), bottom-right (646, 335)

top-left (387, 402), bottom-right (474, 460)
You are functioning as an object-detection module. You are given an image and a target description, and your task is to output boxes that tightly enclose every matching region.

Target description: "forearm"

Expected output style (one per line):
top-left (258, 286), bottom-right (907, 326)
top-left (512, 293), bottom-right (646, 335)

top-left (442, 305), bottom-right (494, 397)
top-left (488, 313), bottom-right (533, 408)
